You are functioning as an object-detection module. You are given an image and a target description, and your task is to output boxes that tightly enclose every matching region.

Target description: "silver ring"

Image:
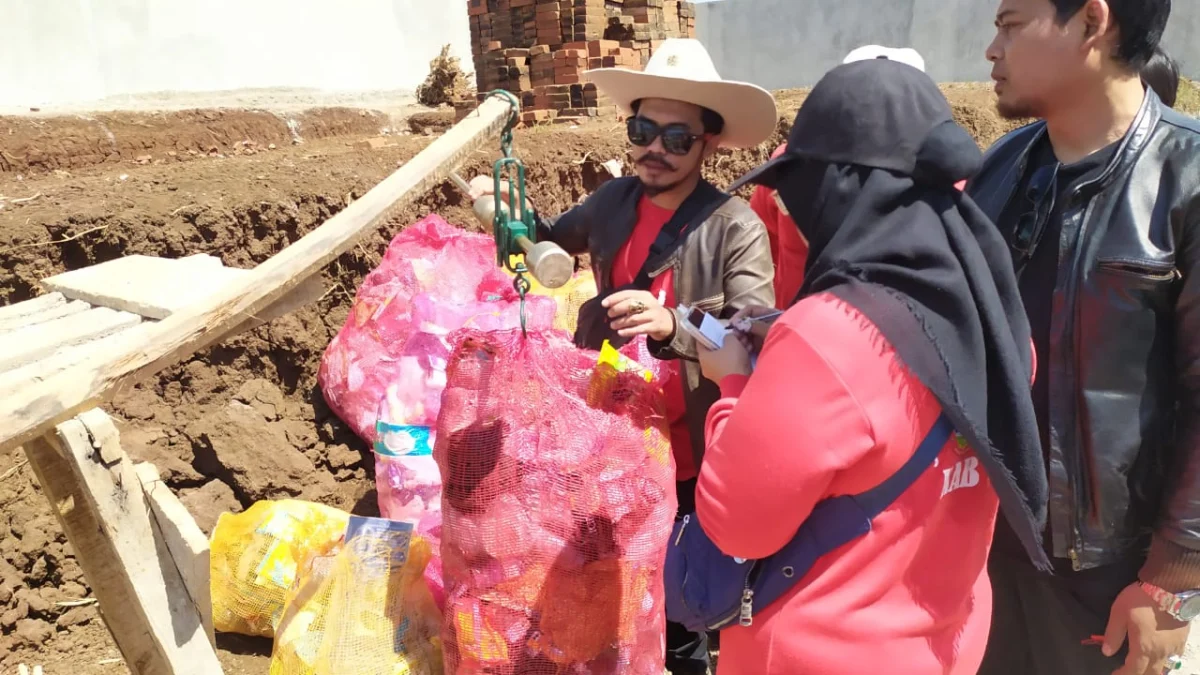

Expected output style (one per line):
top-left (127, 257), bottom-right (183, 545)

top-left (1165, 655), bottom-right (1183, 672)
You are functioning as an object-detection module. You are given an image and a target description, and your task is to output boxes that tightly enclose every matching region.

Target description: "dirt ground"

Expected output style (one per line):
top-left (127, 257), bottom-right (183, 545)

top-left (0, 83), bottom-right (1188, 674)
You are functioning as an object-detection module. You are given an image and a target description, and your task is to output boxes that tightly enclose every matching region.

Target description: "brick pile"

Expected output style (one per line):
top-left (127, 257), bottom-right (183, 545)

top-left (460, 0), bottom-right (697, 125)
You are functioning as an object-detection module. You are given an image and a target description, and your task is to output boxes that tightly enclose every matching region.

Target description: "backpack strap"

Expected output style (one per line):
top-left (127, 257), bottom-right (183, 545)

top-left (854, 413), bottom-right (955, 516)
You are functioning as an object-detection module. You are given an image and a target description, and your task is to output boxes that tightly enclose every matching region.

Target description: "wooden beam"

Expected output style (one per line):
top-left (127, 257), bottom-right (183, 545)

top-left (23, 409), bottom-right (223, 674)
top-left (41, 254), bottom-right (320, 323)
top-left (0, 298), bottom-right (89, 334)
top-left (227, 273), bottom-right (325, 333)
top-left (0, 95), bottom-right (516, 454)
top-left (134, 462), bottom-right (215, 647)
top-left (0, 291), bottom-right (66, 322)
top-left (0, 323), bottom-right (152, 394)
top-left (0, 274), bottom-right (321, 393)
top-left (0, 307), bottom-right (142, 372)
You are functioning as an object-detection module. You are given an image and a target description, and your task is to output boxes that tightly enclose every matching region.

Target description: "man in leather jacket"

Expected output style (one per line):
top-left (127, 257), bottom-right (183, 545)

top-left (969, 1), bottom-right (1200, 674)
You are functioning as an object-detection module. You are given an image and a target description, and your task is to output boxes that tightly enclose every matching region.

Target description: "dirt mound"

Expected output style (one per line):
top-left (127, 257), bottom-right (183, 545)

top-left (416, 44), bottom-right (474, 108)
top-left (0, 82), bottom-right (1026, 672)
top-left (0, 108), bottom-right (389, 175)
top-left (407, 111), bottom-right (457, 135)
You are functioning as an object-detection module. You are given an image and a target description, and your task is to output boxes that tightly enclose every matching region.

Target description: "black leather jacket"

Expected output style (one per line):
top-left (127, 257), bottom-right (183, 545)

top-left (967, 91), bottom-right (1200, 572)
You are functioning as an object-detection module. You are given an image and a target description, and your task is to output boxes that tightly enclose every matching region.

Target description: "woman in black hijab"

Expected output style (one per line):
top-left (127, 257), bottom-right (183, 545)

top-left (690, 59), bottom-right (1049, 674)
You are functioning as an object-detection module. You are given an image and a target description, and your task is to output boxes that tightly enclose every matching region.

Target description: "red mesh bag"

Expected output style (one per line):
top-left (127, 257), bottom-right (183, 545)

top-left (435, 328), bottom-right (676, 674)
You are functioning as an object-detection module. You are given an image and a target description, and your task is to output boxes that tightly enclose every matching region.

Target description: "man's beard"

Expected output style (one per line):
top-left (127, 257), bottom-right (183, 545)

top-left (642, 180), bottom-right (686, 197)
top-left (636, 152), bottom-right (695, 196)
top-left (996, 98), bottom-right (1040, 121)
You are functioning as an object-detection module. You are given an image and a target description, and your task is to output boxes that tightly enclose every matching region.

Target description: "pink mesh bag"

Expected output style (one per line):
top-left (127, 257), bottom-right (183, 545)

top-left (434, 328), bottom-right (676, 674)
top-left (317, 214), bottom-right (557, 525)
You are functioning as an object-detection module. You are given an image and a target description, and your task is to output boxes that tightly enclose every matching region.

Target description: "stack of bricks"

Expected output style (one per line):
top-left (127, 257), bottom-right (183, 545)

top-left (463, 0), bottom-right (696, 125)
top-left (477, 48), bottom-right (532, 94)
top-left (605, 0), bottom-right (695, 46)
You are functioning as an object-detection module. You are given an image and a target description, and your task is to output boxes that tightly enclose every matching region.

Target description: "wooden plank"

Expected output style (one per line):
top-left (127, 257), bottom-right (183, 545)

top-left (23, 410), bottom-right (223, 674)
top-left (0, 95), bottom-right (516, 454)
top-left (0, 306), bottom-right (142, 373)
top-left (0, 274), bottom-right (319, 392)
top-left (0, 292), bottom-right (66, 322)
top-left (134, 462), bottom-right (215, 647)
top-left (0, 323), bottom-right (151, 392)
top-left (42, 253), bottom-right (323, 325)
top-left (229, 273), bottom-right (325, 329)
top-left (0, 299), bottom-right (90, 335)
top-left (0, 323), bottom-right (152, 393)
top-left (42, 255), bottom-right (231, 320)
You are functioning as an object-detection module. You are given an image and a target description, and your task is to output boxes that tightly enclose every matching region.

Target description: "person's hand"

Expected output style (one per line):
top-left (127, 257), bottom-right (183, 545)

top-left (467, 175), bottom-right (534, 212)
top-left (698, 331), bottom-right (753, 383)
top-left (1102, 583), bottom-right (1190, 675)
top-left (467, 174), bottom-right (499, 201)
top-left (603, 290), bottom-right (676, 341)
top-left (729, 304), bottom-right (780, 352)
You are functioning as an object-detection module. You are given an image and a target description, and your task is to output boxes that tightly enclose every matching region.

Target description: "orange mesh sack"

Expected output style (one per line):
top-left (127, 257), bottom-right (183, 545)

top-left (434, 329), bottom-right (676, 674)
top-left (210, 500), bottom-right (350, 638)
top-left (269, 517), bottom-right (443, 675)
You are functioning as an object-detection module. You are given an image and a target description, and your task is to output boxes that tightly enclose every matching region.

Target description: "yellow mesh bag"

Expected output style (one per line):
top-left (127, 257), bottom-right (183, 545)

top-left (507, 255), bottom-right (598, 333)
top-left (269, 529), bottom-right (443, 675)
top-left (210, 500), bottom-right (350, 638)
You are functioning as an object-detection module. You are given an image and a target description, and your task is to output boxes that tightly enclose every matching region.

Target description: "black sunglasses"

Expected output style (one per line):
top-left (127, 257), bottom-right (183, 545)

top-left (626, 116), bottom-right (706, 156)
top-left (1011, 163), bottom-right (1060, 264)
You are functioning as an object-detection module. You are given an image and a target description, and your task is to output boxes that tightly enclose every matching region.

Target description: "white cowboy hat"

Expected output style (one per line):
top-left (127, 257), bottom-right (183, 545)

top-left (842, 45), bottom-right (926, 73)
top-left (585, 38), bottom-right (778, 149)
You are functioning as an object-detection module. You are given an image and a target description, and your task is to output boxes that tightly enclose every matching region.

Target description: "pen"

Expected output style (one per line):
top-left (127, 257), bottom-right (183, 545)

top-left (744, 310), bottom-right (784, 324)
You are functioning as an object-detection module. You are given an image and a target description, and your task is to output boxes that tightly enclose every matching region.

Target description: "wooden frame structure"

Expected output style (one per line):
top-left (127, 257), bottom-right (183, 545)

top-left (0, 96), bottom-right (516, 673)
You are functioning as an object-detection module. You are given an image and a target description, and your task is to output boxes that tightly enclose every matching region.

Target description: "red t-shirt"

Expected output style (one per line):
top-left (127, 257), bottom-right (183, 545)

top-left (611, 196), bottom-right (696, 481)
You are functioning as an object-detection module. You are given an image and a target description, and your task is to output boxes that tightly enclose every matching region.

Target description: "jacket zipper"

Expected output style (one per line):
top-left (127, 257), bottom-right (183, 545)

top-left (1063, 190), bottom-right (1092, 571)
top-left (1033, 94), bottom-right (1153, 570)
top-left (1058, 118), bottom-right (1142, 568)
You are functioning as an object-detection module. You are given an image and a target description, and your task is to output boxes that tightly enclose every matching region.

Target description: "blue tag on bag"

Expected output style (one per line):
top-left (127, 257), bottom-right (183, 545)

top-left (374, 423), bottom-right (434, 457)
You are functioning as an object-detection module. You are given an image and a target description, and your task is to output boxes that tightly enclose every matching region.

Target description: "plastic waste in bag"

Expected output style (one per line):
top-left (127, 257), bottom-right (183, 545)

top-left (210, 500), bottom-right (350, 638)
top-left (269, 516), bottom-right (443, 675)
top-left (435, 329), bottom-right (676, 674)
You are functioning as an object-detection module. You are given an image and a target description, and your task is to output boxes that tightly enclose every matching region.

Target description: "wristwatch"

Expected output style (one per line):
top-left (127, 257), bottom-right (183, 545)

top-left (1139, 581), bottom-right (1200, 622)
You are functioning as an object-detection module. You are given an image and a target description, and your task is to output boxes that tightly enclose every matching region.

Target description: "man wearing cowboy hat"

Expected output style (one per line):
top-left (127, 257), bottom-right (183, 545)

top-left (473, 36), bottom-right (776, 673)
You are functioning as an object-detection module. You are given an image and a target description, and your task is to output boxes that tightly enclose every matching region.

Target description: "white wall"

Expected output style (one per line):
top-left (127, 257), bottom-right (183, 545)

top-left (0, 0), bottom-right (471, 108)
top-left (696, 0), bottom-right (1198, 89)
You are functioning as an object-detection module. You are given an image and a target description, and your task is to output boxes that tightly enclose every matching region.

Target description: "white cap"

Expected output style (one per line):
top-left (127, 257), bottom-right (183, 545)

top-left (842, 45), bottom-right (926, 73)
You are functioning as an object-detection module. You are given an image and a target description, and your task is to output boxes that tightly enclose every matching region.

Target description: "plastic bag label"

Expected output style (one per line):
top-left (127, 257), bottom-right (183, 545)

top-left (254, 510), bottom-right (305, 589)
top-left (346, 515), bottom-right (415, 569)
top-left (375, 423), bottom-right (434, 457)
top-left (255, 541), bottom-right (300, 590)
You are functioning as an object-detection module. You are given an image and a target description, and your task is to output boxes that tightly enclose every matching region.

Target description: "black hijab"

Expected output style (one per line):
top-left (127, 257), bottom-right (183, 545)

top-left (732, 59), bottom-right (1050, 570)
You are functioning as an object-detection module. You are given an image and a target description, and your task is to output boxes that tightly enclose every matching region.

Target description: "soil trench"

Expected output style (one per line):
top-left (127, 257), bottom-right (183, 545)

top-left (0, 84), bottom-right (1029, 674)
